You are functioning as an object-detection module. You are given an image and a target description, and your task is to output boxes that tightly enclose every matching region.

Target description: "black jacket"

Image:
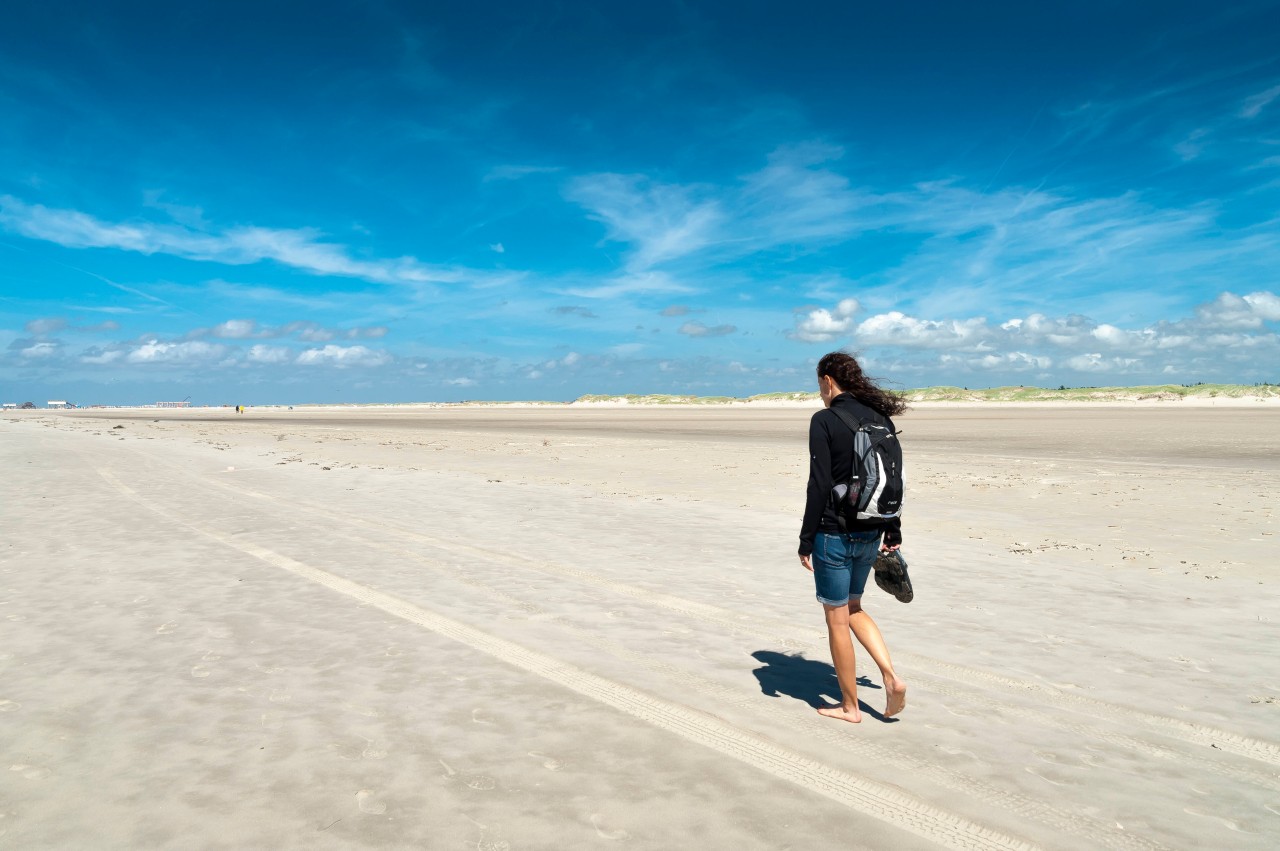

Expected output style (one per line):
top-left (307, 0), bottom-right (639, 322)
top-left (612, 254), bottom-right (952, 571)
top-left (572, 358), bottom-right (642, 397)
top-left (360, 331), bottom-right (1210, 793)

top-left (798, 393), bottom-right (902, 556)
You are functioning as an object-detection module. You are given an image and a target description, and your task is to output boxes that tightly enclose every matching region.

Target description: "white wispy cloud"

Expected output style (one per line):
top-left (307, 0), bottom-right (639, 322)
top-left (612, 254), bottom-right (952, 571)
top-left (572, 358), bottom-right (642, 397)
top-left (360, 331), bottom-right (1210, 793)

top-left (1240, 83), bottom-right (1280, 119)
top-left (24, 317), bottom-right (67, 334)
top-left (0, 196), bottom-right (496, 286)
top-left (562, 270), bottom-right (692, 299)
top-left (565, 146), bottom-right (1276, 323)
top-left (564, 174), bottom-right (724, 273)
top-left (483, 164), bottom-right (563, 182)
top-left (678, 321), bottom-right (736, 338)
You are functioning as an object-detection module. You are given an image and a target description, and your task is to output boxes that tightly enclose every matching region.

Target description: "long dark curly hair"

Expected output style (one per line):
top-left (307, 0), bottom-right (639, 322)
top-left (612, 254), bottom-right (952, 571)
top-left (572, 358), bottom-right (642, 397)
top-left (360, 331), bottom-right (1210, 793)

top-left (817, 351), bottom-right (908, 417)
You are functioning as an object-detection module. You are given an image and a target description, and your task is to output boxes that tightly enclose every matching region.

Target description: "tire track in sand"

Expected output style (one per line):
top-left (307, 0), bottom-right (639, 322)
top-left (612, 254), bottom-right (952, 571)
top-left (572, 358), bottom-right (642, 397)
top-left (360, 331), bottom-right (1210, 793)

top-left (321, 530), bottom-right (1172, 851)
top-left (95, 446), bottom-right (1274, 839)
top-left (186, 466), bottom-right (1280, 771)
top-left (94, 465), bottom-right (1035, 851)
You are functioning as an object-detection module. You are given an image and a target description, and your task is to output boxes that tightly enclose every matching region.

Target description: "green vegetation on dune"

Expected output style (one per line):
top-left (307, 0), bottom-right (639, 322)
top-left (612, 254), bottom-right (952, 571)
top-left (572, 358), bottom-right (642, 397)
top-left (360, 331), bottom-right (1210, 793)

top-left (571, 383), bottom-right (1278, 405)
top-left (574, 394), bottom-right (739, 404)
top-left (903, 383), bottom-right (1280, 402)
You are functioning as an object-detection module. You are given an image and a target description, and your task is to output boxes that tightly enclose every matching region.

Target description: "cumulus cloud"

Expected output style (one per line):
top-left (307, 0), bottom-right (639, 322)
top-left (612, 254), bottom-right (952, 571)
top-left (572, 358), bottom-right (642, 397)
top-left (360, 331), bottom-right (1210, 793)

top-left (79, 348), bottom-right (123, 365)
top-left (849, 289), bottom-right (1279, 380)
top-left (856, 311), bottom-right (989, 349)
top-left (246, 344), bottom-right (292, 364)
top-left (194, 319), bottom-right (389, 342)
top-left (18, 340), bottom-right (60, 359)
top-left (1064, 353), bottom-right (1141, 373)
top-left (1195, 291), bottom-right (1280, 328)
top-left (660, 305), bottom-right (693, 316)
top-left (789, 298), bottom-right (859, 342)
top-left (678, 321), bottom-right (736, 338)
top-left (295, 344), bottom-right (391, 367)
top-left (211, 319), bottom-right (260, 339)
top-left (941, 351), bottom-right (1051, 371)
top-left (126, 340), bottom-right (228, 364)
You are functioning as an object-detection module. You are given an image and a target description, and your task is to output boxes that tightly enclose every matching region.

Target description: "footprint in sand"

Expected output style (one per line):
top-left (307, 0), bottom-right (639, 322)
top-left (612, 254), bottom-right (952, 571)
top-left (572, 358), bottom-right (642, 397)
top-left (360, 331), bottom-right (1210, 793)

top-left (527, 751), bottom-right (563, 771)
top-left (1183, 807), bottom-right (1252, 833)
top-left (471, 708), bottom-right (494, 725)
top-left (9, 764), bottom-right (51, 780)
top-left (355, 789), bottom-right (387, 815)
top-left (269, 690), bottom-right (291, 703)
top-left (0, 700), bottom-right (19, 713)
top-left (1024, 766), bottom-right (1076, 787)
top-left (465, 775), bottom-right (496, 790)
top-left (191, 666), bottom-right (211, 678)
top-left (590, 814), bottom-right (630, 840)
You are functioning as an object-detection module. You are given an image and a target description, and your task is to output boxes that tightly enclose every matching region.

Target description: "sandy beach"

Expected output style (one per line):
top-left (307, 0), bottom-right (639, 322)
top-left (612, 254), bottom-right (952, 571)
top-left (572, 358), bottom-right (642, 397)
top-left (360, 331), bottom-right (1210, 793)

top-left (1, 404), bottom-right (1277, 849)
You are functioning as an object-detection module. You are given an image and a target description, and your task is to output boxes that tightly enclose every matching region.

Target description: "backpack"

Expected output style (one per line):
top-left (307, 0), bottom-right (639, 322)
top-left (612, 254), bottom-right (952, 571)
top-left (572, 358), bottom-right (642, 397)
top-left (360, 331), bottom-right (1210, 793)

top-left (828, 406), bottom-right (904, 530)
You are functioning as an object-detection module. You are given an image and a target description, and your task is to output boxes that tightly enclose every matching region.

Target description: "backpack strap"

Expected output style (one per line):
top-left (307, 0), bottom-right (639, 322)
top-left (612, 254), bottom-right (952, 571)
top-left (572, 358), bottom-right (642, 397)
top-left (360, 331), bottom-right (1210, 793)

top-left (828, 405), bottom-right (866, 437)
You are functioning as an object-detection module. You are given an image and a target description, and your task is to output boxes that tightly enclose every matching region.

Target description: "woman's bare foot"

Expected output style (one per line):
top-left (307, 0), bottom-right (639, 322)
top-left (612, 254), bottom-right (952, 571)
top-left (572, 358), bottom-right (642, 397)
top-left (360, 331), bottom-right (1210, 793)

top-left (817, 704), bottom-right (862, 723)
top-left (885, 677), bottom-right (908, 717)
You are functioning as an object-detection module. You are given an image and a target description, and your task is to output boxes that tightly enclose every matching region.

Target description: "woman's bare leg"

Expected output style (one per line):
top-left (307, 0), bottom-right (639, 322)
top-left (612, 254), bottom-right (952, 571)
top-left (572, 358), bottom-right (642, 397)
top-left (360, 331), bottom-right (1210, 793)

top-left (817, 603), bottom-right (862, 723)
top-left (847, 600), bottom-right (907, 717)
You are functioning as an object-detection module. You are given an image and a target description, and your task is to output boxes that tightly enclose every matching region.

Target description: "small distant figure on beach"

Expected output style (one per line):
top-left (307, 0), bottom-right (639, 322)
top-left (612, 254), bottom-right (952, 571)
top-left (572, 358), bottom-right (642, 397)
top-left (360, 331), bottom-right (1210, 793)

top-left (798, 352), bottom-right (909, 723)
top-left (236, 405), bottom-right (243, 414)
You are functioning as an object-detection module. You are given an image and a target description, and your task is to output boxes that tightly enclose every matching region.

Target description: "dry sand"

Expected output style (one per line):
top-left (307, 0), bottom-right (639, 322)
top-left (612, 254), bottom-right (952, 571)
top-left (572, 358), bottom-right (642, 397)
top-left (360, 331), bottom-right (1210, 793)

top-left (1, 404), bottom-right (1277, 849)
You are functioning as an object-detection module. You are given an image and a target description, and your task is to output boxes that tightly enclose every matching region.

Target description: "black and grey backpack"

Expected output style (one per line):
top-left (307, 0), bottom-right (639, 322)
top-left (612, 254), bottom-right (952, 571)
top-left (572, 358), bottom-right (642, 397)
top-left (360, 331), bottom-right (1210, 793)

top-left (829, 407), bottom-right (903, 529)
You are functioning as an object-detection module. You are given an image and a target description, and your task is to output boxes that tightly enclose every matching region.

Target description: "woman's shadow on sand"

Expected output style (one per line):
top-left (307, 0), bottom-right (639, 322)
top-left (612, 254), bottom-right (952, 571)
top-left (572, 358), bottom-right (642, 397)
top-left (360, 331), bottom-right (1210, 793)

top-left (750, 650), bottom-right (894, 722)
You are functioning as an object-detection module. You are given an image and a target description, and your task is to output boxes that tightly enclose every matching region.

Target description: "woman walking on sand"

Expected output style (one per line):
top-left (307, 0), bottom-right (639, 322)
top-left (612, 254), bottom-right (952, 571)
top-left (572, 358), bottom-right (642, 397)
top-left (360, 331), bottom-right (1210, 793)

top-left (799, 352), bottom-right (908, 723)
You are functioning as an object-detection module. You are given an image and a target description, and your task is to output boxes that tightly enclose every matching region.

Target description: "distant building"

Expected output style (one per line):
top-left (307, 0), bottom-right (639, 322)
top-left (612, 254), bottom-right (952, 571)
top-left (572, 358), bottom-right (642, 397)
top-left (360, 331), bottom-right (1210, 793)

top-left (156, 400), bottom-right (191, 408)
top-left (46, 400), bottom-right (74, 409)
top-left (2, 403), bottom-right (16, 409)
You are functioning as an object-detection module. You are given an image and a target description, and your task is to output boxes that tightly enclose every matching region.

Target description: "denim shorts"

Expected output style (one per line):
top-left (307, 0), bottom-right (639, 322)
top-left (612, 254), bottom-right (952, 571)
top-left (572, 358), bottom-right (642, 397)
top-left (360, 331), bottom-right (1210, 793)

top-left (813, 529), bottom-right (884, 606)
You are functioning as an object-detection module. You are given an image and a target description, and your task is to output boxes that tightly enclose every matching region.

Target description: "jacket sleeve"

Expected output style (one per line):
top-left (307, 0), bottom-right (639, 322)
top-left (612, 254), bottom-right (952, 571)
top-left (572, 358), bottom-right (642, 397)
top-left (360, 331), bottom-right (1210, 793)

top-left (882, 413), bottom-right (903, 548)
top-left (798, 413), bottom-right (832, 556)
top-left (882, 515), bottom-right (902, 548)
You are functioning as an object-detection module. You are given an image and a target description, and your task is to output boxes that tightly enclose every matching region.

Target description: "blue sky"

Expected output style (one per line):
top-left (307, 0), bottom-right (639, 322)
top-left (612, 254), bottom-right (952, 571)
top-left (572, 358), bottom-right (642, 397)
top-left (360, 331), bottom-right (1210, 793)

top-left (2, 1), bottom-right (1279, 404)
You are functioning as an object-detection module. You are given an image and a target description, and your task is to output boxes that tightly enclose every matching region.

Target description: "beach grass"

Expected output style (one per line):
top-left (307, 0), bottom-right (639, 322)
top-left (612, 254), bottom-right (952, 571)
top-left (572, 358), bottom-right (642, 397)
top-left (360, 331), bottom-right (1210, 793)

top-left (571, 383), bottom-right (1279, 405)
